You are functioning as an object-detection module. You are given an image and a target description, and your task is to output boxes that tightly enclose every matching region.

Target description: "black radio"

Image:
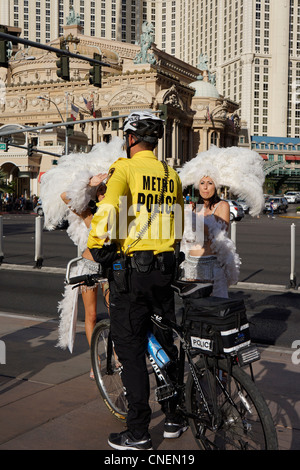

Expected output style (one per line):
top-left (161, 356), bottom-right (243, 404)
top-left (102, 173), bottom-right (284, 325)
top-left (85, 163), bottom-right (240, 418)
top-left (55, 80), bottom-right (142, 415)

top-left (112, 257), bottom-right (128, 293)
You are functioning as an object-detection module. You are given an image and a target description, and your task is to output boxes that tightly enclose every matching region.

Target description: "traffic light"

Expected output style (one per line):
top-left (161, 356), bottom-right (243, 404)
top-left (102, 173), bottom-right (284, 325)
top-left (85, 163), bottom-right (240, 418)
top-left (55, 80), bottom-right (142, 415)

top-left (4, 138), bottom-right (10, 152)
top-left (66, 117), bottom-right (74, 136)
top-left (28, 142), bottom-right (34, 157)
top-left (111, 111), bottom-right (119, 131)
top-left (89, 53), bottom-right (102, 88)
top-left (0, 25), bottom-right (9, 68)
top-left (158, 104), bottom-right (168, 121)
top-left (56, 53), bottom-right (70, 81)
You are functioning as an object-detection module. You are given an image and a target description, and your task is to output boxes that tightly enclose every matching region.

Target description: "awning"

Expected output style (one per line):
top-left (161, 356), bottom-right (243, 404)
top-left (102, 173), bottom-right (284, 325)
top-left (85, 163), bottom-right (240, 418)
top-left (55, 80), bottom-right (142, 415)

top-left (38, 172), bottom-right (46, 183)
top-left (260, 154), bottom-right (268, 160)
top-left (18, 171), bottom-right (31, 178)
top-left (285, 155), bottom-right (300, 161)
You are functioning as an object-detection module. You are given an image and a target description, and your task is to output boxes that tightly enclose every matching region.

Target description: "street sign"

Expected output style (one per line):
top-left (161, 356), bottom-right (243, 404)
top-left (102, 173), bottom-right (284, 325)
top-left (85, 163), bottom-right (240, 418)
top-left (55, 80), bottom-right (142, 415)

top-left (0, 143), bottom-right (7, 150)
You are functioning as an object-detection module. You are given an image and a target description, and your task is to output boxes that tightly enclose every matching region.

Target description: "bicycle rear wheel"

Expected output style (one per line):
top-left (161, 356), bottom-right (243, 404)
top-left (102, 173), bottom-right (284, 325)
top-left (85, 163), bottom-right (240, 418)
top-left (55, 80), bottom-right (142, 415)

top-left (90, 319), bottom-right (128, 421)
top-left (186, 356), bottom-right (278, 450)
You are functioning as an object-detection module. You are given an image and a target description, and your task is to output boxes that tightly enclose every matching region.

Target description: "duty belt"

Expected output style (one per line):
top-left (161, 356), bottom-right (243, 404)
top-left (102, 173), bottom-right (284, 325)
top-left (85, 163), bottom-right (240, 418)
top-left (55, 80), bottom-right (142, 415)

top-left (127, 252), bottom-right (159, 270)
top-left (127, 251), bottom-right (175, 274)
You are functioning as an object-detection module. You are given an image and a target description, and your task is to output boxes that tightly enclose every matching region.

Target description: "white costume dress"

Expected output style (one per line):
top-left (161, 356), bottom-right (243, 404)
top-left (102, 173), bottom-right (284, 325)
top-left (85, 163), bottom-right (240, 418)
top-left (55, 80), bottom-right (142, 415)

top-left (180, 203), bottom-right (241, 298)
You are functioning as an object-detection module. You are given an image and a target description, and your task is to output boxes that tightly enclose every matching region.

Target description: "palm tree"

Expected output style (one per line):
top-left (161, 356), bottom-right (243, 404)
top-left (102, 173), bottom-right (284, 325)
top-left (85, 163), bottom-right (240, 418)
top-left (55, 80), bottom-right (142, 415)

top-left (0, 169), bottom-right (14, 194)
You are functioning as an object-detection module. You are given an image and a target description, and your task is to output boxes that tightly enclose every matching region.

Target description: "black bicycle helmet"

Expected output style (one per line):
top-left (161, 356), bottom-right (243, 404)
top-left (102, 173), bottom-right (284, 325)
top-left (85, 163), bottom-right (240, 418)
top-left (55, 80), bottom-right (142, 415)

top-left (122, 111), bottom-right (164, 155)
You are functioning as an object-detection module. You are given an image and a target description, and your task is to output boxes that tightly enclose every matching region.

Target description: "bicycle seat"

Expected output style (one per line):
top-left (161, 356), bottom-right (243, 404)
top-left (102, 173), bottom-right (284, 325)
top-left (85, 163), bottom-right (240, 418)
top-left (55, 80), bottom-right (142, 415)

top-left (171, 280), bottom-right (213, 298)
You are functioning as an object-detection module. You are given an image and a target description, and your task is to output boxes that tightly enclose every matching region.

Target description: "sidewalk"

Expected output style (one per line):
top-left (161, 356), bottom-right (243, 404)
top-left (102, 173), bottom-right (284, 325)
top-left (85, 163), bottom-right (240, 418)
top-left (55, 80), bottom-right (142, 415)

top-left (0, 311), bottom-right (299, 450)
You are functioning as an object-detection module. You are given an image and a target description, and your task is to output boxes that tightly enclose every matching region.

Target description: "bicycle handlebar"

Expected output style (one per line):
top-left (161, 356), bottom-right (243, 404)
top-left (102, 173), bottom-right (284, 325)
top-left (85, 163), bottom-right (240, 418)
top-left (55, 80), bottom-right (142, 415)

top-left (68, 274), bottom-right (92, 285)
top-left (65, 256), bottom-right (107, 287)
top-left (65, 256), bottom-right (83, 284)
top-left (68, 273), bottom-right (104, 286)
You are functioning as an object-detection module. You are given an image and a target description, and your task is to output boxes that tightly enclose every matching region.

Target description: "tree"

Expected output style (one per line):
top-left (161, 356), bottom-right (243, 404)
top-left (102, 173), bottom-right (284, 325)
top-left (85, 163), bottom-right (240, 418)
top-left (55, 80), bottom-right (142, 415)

top-left (0, 169), bottom-right (15, 194)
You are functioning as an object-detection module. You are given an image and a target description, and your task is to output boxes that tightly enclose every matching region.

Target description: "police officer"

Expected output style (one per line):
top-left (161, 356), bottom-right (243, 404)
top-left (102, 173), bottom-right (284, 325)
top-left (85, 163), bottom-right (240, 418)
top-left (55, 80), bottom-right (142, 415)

top-left (87, 110), bottom-right (185, 450)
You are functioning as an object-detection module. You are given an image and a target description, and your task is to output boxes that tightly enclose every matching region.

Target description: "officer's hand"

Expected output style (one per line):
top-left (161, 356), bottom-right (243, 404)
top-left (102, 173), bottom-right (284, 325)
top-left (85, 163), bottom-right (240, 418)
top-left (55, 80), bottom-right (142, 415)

top-left (89, 173), bottom-right (108, 187)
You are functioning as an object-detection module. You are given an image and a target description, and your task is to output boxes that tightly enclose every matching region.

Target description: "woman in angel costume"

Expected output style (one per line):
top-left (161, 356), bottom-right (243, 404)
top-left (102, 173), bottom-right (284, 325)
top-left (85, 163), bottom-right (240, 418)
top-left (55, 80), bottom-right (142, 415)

top-left (60, 174), bottom-right (107, 363)
top-left (178, 146), bottom-right (265, 298)
top-left (40, 137), bottom-right (126, 360)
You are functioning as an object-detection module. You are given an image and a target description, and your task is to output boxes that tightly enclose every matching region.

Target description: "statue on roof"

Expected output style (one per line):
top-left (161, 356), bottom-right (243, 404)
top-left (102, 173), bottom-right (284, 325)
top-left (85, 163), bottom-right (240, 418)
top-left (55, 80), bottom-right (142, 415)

top-left (197, 52), bottom-right (216, 85)
top-left (66, 7), bottom-right (81, 26)
top-left (133, 21), bottom-right (156, 65)
top-left (198, 53), bottom-right (209, 71)
top-left (209, 73), bottom-right (216, 86)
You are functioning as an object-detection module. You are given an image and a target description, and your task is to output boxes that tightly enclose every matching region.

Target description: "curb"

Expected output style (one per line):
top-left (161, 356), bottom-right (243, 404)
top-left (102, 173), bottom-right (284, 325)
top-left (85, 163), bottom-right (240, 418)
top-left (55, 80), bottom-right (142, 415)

top-left (0, 263), bottom-right (65, 274)
top-left (1, 262), bottom-right (300, 293)
top-left (278, 215), bottom-right (300, 219)
top-left (231, 281), bottom-right (300, 293)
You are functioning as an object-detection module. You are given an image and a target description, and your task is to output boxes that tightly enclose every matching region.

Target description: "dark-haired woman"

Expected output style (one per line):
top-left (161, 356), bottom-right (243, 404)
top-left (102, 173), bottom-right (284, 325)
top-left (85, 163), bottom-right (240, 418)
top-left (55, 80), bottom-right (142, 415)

top-left (180, 175), bottom-right (237, 298)
top-left (58, 174), bottom-right (109, 377)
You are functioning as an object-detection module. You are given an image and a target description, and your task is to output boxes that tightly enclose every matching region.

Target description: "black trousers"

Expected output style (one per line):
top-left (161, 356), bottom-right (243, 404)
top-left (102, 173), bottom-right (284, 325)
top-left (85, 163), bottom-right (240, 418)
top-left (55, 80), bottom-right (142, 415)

top-left (109, 266), bottom-right (178, 437)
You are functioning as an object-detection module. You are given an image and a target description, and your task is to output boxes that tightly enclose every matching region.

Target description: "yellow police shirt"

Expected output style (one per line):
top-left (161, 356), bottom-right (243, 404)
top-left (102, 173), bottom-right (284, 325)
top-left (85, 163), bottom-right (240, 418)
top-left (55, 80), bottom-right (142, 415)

top-left (87, 150), bottom-right (184, 255)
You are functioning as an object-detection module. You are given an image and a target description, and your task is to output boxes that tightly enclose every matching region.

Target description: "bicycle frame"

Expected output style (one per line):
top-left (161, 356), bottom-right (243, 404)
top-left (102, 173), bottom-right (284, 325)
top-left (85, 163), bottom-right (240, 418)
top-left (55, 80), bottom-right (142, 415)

top-left (148, 313), bottom-right (217, 424)
top-left (148, 307), bottom-right (259, 433)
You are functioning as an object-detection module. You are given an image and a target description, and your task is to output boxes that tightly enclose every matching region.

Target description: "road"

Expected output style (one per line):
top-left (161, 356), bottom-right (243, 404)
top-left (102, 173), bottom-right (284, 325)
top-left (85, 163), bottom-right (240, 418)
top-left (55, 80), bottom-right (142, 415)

top-left (0, 209), bottom-right (300, 349)
top-left (1, 208), bottom-right (300, 282)
top-left (231, 211), bottom-right (300, 286)
top-left (0, 214), bottom-right (76, 268)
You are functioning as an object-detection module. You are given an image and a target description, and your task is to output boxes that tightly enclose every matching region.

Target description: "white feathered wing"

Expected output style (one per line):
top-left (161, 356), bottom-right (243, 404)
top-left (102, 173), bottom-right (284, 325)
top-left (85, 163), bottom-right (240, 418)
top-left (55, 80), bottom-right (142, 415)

top-left (40, 137), bottom-right (126, 232)
top-left (178, 146), bottom-right (265, 217)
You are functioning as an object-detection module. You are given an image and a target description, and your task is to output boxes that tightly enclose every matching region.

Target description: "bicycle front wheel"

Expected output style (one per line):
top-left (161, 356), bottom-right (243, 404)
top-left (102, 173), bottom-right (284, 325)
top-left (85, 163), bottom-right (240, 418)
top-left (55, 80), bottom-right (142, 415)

top-left (186, 356), bottom-right (278, 450)
top-left (90, 319), bottom-right (128, 422)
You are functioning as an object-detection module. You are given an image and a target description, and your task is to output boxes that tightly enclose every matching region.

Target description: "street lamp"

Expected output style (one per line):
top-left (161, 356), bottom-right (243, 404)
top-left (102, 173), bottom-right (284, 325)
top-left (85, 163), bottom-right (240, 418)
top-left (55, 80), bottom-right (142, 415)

top-left (37, 95), bottom-right (68, 153)
top-left (37, 95), bottom-right (64, 122)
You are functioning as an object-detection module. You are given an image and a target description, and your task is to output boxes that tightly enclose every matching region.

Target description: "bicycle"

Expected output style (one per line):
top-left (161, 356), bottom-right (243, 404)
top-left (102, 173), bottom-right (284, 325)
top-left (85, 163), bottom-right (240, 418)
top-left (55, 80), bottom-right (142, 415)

top-left (67, 266), bottom-right (278, 450)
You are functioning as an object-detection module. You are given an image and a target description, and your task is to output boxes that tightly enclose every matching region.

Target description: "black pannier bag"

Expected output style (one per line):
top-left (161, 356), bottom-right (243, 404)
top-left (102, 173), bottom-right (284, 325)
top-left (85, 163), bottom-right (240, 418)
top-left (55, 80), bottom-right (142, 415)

top-left (183, 296), bottom-right (251, 355)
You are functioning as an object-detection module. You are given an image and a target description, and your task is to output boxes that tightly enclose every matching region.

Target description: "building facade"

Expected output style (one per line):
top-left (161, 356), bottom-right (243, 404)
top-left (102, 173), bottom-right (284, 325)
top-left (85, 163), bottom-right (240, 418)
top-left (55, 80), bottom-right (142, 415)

top-left (167, 0), bottom-right (299, 141)
top-left (0, 0), bottom-right (145, 45)
top-left (0, 21), bottom-right (239, 199)
top-left (2, 0), bottom-right (300, 140)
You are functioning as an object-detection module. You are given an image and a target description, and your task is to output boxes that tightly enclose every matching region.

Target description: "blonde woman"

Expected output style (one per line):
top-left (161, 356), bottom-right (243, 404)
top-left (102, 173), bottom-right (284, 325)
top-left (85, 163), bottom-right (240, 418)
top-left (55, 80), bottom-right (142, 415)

top-left (179, 146), bottom-right (265, 297)
top-left (181, 175), bottom-right (232, 298)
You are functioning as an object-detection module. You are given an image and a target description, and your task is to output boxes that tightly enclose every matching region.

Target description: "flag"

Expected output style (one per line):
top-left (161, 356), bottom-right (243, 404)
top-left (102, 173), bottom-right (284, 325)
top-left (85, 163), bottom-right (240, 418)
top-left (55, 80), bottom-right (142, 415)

top-left (71, 103), bottom-right (79, 121)
top-left (230, 114), bottom-right (236, 128)
top-left (206, 106), bottom-right (211, 121)
top-left (84, 98), bottom-right (96, 117)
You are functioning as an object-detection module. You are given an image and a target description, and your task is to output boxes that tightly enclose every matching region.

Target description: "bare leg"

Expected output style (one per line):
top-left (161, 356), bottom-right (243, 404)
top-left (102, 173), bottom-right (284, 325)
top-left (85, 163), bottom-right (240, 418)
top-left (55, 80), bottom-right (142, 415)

top-left (82, 286), bottom-right (98, 347)
top-left (82, 286), bottom-right (98, 379)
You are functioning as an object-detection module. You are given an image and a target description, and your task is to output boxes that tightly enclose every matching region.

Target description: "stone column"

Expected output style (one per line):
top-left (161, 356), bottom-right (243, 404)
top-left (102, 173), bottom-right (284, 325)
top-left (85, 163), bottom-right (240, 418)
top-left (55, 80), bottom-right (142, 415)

top-left (93, 120), bottom-right (98, 144)
top-left (202, 127), bottom-right (208, 151)
top-left (158, 131), bottom-right (164, 161)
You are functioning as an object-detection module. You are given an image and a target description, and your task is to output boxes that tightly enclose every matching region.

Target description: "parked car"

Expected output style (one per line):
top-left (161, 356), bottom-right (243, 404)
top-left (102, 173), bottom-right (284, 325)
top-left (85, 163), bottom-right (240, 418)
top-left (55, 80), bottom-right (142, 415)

top-left (226, 200), bottom-right (244, 221)
top-left (33, 201), bottom-right (68, 229)
top-left (264, 196), bottom-right (288, 214)
top-left (33, 201), bottom-right (44, 216)
top-left (284, 192), bottom-right (300, 203)
top-left (236, 198), bottom-right (249, 214)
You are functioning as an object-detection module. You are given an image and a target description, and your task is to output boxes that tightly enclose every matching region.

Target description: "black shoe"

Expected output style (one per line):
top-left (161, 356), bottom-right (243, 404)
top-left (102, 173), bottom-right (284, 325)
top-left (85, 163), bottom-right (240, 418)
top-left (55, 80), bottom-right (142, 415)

top-left (108, 430), bottom-right (153, 450)
top-left (163, 421), bottom-right (188, 439)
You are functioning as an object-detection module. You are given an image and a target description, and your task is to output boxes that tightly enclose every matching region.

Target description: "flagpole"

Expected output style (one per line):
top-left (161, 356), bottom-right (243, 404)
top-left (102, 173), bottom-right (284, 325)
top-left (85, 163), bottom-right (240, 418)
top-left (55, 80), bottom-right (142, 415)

top-left (65, 92), bottom-right (69, 155)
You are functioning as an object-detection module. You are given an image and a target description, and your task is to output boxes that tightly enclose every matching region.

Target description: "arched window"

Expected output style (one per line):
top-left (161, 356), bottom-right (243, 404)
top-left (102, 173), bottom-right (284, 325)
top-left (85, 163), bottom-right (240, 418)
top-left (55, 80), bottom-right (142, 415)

top-left (210, 131), bottom-right (218, 145)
